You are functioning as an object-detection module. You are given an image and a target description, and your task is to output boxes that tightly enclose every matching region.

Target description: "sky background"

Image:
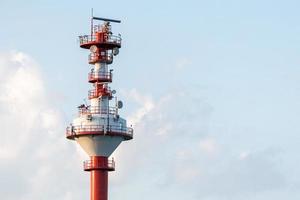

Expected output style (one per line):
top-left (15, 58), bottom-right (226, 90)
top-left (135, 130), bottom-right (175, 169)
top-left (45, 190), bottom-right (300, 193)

top-left (0, 0), bottom-right (300, 200)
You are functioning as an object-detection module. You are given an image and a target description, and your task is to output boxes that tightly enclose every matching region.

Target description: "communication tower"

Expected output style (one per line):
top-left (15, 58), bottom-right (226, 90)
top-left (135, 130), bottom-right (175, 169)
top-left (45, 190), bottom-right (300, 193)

top-left (66, 16), bottom-right (133, 200)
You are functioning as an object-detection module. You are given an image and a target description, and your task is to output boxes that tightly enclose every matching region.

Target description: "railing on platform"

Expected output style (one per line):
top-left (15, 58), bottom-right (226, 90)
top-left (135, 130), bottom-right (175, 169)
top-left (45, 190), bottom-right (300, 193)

top-left (88, 71), bottom-right (112, 82)
top-left (88, 87), bottom-right (112, 99)
top-left (83, 158), bottom-right (115, 171)
top-left (78, 106), bottom-right (116, 115)
top-left (90, 106), bottom-right (116, 115)
top-left (88, 53), bottom-right (113, 64)
top-left (66, 125), bottom-right (133, 139)
top-left (79, 34), bottom-right (121, 45)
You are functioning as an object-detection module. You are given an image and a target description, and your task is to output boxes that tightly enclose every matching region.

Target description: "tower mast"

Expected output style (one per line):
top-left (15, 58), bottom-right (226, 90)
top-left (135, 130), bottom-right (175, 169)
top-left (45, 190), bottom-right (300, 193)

top-left (66, 16), bottom-right (133, 200)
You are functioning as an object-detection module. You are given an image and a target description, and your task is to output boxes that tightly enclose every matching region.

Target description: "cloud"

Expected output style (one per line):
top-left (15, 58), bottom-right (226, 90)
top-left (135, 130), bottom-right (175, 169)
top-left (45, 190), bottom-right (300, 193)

top-left (175, 57), bottom-right (192, 70)
top-left (125, 88), bottom-right (155, 126)
top-left (0, 52), bottom-right (44, 160)
top-left (110, 88), bottom-right (287, 200)
top-left (199, 137), bottom-right (219, 156)
top-left (0, 51), bottom-right (86, 200)
top-left (0, 51), bottom-right (292, 200)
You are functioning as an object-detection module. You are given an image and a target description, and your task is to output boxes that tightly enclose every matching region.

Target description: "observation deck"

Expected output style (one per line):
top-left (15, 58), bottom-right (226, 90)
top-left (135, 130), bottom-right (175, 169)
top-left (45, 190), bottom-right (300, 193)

top-left (83, 159), bottom-right (115, 171)
top-left (66, 125), bottom-right (133, 140)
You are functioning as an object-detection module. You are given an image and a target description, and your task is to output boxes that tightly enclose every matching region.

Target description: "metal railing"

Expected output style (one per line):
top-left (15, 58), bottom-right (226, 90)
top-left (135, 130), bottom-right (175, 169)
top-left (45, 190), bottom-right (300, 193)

top-left (79, 106), bottom-right (117, 115)
top-left (88, 53), bottom-right (113, 64)
top-left (93, 24), bottom-right (111, 33)
top-left (89, 106), bottom-right (116, 115)
top-left (88, 71), bottom-right (112, 82)
top-left (66, 125), bottom-right (133, 138)
top-left (79, 34), bottom-right (121, 45)
top-left (83, 159), bottom-right (115, 171)
top-left (88, 87), bottom-right (112, 99)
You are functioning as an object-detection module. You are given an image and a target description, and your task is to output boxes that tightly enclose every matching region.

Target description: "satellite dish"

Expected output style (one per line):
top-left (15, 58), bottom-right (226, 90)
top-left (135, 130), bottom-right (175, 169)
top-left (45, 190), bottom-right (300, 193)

top-left (113, 47), bottom-right (119, 56)
top-left (117, 101), bottom-right (123, 109)
top-left (112, 90), bottom-right (116, 94)
top-left (90, 45), bottom-right (98, 53)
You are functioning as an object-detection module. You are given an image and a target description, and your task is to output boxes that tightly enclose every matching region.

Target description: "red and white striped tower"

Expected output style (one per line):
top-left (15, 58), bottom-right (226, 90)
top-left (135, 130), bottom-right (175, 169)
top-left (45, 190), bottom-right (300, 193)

top-left (66, 16), bottom-right (133, 200)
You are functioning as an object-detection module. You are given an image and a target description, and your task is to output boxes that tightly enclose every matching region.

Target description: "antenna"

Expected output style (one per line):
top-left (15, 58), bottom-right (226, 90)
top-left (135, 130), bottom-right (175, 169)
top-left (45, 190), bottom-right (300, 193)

top-left (91, 8), bottom-right (94, 37)
top-left (83, 98), bottom-right (88, 105)
top-left (92, 17), bottom-right (121, 23)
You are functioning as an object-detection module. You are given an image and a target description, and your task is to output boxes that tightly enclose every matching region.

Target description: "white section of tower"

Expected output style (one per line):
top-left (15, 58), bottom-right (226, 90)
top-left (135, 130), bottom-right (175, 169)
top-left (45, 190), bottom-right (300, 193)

top-left (90, 62), bottom-right (108, 108)
top-left (75, 136), bottom-right (123, 156)
top-left (71, 60), bottom-right (128, 157)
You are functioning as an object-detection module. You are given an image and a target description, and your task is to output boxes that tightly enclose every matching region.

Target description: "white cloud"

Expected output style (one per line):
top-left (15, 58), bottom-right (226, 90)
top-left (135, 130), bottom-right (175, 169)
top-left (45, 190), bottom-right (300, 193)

top-left (175, 57), bottom-right (192, 70)
top-left (239, 151), bottom-right (250, 160)
top-left (0, 51), bottom-right (86, 200)
top-left (0, 52), bottom-right (45, 160)
top-left (199, 137), bottom-right (219, 156)
top-left (125, 88), bottom-right (155, 126)
top-left (0, 51), bottom-right (292, 200)
top-left (110, 88), bottom-right (288, 200)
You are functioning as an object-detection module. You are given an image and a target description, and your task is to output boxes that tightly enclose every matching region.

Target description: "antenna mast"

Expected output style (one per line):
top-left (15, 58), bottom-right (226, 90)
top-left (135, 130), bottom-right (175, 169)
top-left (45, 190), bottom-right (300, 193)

top-left (91, 8), bottom-right (94, 37)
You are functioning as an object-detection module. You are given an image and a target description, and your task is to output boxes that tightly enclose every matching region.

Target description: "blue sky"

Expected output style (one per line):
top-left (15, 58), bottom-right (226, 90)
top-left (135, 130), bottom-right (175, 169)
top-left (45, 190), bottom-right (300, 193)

top-left (1, 0), bottom-right (300, 200)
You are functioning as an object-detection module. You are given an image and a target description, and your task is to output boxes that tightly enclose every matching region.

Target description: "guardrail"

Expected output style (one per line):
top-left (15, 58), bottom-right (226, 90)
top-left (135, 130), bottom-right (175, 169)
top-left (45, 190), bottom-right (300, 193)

top-left (88, 87), bottom-right (112, 99)
top-left (83, 158), bottom-right (115, 171)
top-left (88, 71), bottom-right (112, 82)
top-left (79, 34), bottom-right (121, 45)
top-left (90, 106), bottom-right (116, 115)
top-left (88, 53), bottom-right (113, 64)
top-left (79, 106), bottom-right (116, 115)
top-left (66, 125), bottom-right (133, 139)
